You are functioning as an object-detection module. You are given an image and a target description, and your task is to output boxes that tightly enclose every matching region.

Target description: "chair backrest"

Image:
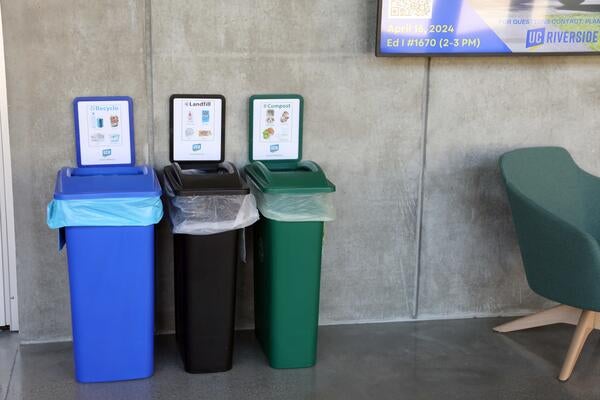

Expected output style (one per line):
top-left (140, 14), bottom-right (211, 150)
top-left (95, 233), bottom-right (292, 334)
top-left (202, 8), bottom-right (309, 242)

top-left (500, 147), bottom-right (600, 310)
top-left (501, 147), bottom-right (586, 232)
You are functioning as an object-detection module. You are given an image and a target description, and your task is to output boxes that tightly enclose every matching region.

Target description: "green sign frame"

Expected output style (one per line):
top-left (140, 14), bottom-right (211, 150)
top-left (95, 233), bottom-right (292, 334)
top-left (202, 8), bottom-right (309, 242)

top-left (248, 94), bottom-right (304, 169)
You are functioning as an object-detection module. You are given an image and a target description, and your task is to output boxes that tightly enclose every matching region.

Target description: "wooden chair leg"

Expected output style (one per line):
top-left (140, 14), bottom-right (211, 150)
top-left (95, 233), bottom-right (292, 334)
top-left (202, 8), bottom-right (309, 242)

top-left (558, 311), bottom-right (597, 382)
top-left (493, 305), bottom-right (581, 333)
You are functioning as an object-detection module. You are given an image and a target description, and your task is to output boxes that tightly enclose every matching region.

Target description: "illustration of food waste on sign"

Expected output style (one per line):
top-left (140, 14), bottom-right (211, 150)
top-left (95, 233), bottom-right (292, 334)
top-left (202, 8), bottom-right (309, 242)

top-left (260, 103), bottom-right (292, 143)
top-left (88, 104), bottom-right (122, 146)
top-left (181, 100), bottom-right (215, 142)
top-left (379, 0), bottom-right (600, 55)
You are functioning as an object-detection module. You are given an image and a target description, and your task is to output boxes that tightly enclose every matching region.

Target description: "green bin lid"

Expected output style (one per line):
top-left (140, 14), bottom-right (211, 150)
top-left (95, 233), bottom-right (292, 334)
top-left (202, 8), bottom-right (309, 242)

top-left (244, 160), bottom-right (335, 194)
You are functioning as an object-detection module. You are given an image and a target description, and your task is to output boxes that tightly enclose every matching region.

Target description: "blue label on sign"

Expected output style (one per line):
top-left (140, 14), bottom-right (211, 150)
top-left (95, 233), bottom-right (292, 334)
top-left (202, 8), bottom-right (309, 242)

top-left (526, 28), bottom-right (545, 48)
top-left (192, 144), bottom-right (201, 151)
top-left (102, 149), bottom-right (112, 157)
top-left (270, 144), bottom-right (279, 153)
top-left (202, 110), bottom-right (210, 123)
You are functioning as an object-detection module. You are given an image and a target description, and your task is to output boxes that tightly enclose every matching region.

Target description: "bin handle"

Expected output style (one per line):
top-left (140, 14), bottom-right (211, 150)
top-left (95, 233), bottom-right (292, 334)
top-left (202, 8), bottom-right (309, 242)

top-left (162, 174), bottom-right (175, 197)
top-left (252, 161), bottom-right (272, 183)
top-left (172, 162), bottom-right (184, 187)
top-left (220, 161), bottom-right (236, 175)
top-left (298, 160), bottom-right (325, 176)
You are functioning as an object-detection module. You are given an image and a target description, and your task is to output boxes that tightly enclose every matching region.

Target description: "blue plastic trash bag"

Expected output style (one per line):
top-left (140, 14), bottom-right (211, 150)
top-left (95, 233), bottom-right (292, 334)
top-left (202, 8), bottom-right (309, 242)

top-left (47, 196), bottom-right (163, 229)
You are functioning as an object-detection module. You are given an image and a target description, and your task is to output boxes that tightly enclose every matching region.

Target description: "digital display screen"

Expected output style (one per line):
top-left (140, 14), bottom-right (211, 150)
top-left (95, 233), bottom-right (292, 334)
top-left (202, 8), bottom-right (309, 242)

top-left (377, 0), bottom-right (600, 56)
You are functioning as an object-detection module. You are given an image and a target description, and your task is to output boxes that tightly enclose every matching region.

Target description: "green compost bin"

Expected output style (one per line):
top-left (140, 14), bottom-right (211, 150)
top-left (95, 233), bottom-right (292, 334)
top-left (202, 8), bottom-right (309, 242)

top-left (245, 160), bottom-right (335, 368)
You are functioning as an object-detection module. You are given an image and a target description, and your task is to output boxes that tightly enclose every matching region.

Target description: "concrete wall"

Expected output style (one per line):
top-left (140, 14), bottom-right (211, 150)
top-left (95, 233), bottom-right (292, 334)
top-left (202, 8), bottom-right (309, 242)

top-left (1, 0), bottom-right (152, 340)
top-left (150, 0), bottom-right (426, 331)
top-left (418, 57), bottom-right (600, 318)
top-left (2, 1), bottom-right (599, 341)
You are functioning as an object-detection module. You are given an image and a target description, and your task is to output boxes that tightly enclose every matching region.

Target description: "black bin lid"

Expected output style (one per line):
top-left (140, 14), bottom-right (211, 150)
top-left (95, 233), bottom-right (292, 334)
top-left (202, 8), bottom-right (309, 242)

top-left (166, 94), bottom-right (248, 195)
top-left (164, 162), bottom-right (249, 196)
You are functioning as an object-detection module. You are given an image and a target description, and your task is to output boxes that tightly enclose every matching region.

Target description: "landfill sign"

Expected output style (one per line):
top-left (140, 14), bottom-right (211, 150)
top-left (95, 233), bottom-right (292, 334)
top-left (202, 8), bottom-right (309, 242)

top-left (171, 96), bottom-right (224, 162)
top-left (377, 0), bottom-right (600, 55)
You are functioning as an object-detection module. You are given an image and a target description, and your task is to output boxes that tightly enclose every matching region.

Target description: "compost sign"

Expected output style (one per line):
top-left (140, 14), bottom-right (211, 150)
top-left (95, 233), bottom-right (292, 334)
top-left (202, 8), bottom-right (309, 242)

top-left (377, 0), bottom-right (600, 55)
top-left (250, 95), bottom-right (303, 162)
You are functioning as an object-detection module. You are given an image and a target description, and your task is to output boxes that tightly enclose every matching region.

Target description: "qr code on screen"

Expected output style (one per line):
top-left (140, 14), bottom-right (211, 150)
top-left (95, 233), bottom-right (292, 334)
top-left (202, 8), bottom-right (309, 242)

top-left (389, 0), bottom-right (434, 18)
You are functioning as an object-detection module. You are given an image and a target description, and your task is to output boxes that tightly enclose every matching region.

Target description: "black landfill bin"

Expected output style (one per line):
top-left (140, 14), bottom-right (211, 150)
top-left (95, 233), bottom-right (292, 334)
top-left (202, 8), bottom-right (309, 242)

top-left (163, 162), bottom-right (257, 373)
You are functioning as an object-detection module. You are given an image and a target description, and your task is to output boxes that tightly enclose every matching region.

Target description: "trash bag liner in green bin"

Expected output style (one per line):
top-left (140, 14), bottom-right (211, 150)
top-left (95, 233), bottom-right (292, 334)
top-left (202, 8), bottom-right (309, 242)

top-left (247, 179), bottom-right (334, 222)
top-left (245, 160), bottom-right (335, 222)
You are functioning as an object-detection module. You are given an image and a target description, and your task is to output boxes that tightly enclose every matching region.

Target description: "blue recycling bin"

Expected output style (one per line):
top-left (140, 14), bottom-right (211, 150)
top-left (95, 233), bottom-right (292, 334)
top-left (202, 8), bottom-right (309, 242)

top-left (47, 165), bottom-right (163, 383)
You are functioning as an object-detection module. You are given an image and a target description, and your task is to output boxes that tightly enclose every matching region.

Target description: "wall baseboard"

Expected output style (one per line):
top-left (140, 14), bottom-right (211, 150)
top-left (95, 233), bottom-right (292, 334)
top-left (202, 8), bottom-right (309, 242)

top-left (20, 336), bottom-right (73, 345)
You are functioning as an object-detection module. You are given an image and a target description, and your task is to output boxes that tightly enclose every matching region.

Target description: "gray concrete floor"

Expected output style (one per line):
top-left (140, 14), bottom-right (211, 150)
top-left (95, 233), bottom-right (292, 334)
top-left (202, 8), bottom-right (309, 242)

top-left (0, 332), bottom-right (19, 400)
top-left (3, 318), bottom-right (600, 399)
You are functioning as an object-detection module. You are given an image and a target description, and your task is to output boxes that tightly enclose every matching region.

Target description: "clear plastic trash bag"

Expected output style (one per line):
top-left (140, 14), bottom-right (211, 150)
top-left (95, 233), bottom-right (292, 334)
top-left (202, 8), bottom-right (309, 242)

top-left (164, 180), bottom-right (259, 236)
top-left (248, 179), bottom-right (335, 222)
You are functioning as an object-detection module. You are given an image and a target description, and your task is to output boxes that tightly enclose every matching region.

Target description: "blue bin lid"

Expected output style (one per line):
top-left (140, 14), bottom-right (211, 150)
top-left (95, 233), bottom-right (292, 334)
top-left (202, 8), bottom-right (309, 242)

top-left (54, 165), bottom-right (162, 200)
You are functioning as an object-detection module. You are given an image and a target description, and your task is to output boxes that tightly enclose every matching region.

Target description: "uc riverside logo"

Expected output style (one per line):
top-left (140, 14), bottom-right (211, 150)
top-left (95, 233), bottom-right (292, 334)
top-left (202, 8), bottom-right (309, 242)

top-left (270, 144), bottom-right (279, 153)
top-left (192, 144), bottom-right (202, 151)
top-left (526, 28), bottom-right (545, 48)
top-left (102, 149), bottom-right (112, 157)
top-left (525, 27), bottom-right (598, 49)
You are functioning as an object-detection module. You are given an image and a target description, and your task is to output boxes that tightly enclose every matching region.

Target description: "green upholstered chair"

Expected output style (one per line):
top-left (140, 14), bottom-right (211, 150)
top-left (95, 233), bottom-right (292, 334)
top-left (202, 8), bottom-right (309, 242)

top-left (494, 147), bottom-right (600, 381)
